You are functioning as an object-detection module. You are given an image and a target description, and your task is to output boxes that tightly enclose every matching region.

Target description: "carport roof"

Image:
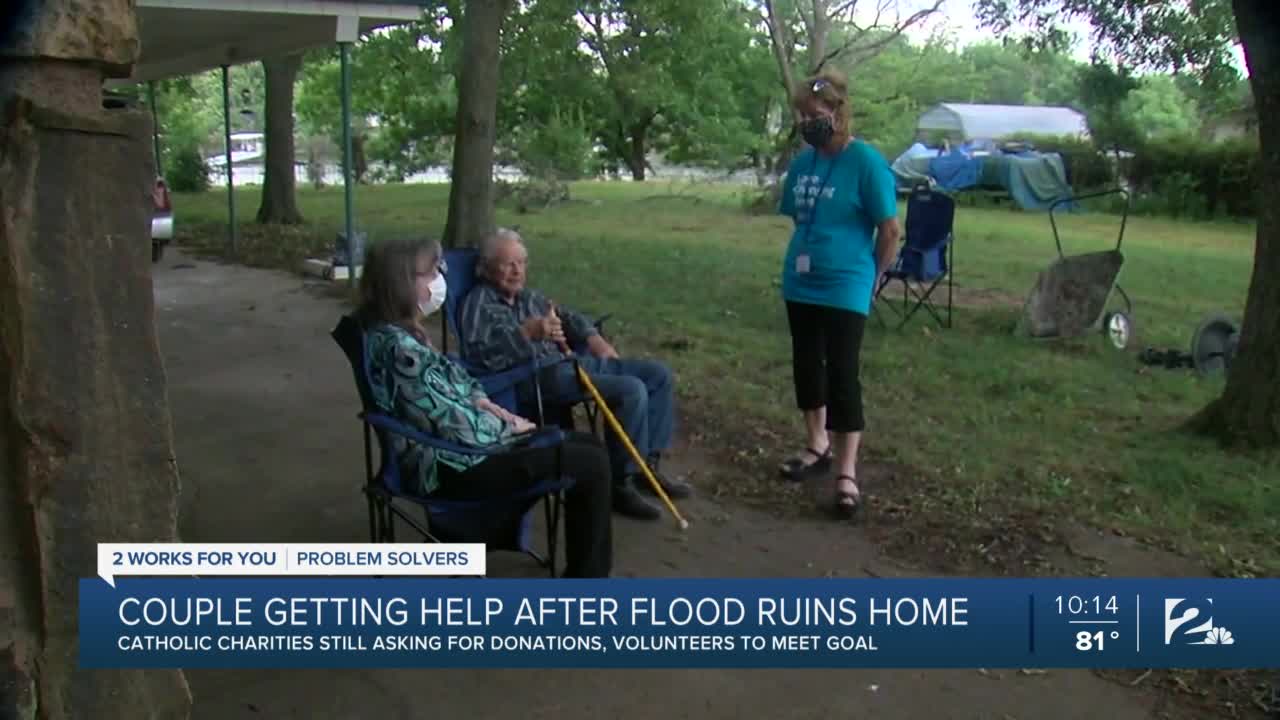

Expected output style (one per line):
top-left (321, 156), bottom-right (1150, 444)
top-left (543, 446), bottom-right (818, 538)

top-left (109, 0), bottom-right (429, 85)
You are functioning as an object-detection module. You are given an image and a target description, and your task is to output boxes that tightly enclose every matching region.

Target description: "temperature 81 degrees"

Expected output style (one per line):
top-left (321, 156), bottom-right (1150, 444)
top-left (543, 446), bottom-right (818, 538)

top-left (1075, 628), bottom-right (1121, 651)
top-left (1051, 593), bottom-right (1123, 654)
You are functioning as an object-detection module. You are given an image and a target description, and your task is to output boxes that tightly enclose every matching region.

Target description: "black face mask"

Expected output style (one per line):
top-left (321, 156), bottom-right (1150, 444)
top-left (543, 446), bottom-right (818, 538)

top-left (800, 116), bottom-right (834, 148)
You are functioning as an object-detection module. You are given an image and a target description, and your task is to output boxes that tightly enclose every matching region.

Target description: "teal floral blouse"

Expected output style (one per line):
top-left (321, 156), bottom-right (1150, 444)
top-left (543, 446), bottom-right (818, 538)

top-left (365, 322), bottom-right (515, 495)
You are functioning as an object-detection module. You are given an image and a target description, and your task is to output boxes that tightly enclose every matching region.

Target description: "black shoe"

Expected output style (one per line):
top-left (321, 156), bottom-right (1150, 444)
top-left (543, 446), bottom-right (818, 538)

top-left (634, 471), bottom-right (693, 500)
top-left (639, 454), bottom-right (693, 499)
top-left (612, 479), bottom-right (661, 521)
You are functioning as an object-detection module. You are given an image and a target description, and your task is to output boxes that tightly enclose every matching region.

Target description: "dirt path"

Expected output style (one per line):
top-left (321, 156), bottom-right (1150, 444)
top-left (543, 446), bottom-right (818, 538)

top-left (154, 249), bottom-right (1201, 720)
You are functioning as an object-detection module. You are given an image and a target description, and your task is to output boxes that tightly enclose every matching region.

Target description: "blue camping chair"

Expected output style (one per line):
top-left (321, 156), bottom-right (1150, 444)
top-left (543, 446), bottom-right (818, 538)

top-left (439, 247), bottom-right (604, 433)
top-left (331, 313), bottom-right (573, 577)
top-left (873, 183), bottom-right (955, 329)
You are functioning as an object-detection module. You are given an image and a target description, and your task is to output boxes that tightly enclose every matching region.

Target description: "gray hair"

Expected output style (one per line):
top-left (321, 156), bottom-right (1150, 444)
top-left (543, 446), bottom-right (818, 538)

top-left (477, 226), bottom-right (524, 279)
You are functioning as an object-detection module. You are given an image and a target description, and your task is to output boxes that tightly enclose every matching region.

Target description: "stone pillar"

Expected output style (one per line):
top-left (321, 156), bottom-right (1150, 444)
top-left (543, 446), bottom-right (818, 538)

top-left (1, 1), bottom-right (192, 718)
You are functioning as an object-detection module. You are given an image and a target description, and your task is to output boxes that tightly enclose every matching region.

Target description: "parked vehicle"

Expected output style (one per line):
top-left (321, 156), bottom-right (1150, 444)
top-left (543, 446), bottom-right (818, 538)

top-left (102, 91), bottom-right (173, 263)
top-left (152, 176), bottom-right (173, 262)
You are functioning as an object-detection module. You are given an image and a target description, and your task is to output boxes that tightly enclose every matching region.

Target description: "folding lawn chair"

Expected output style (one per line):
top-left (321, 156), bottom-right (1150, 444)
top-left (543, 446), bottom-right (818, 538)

top-left (439, 247), bottom-right (606, 434)
top-left (331, 314), bottom-right (572, 577)
top-left (873, 183), bottom-right (955, 330)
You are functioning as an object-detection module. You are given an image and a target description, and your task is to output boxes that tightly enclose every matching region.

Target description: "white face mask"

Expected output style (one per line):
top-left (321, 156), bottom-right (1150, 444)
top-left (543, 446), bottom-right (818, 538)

top-left (419, 273), bottom-right (447, 316)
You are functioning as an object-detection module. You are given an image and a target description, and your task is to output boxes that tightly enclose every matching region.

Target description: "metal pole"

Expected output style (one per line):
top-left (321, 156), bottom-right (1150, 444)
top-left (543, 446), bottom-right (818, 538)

top-left (340, 41), bottom-right (356, 287)
top-left (147, 81), bottom-right (162, 177)
top-left (221, 64), bottom-right (237, 256)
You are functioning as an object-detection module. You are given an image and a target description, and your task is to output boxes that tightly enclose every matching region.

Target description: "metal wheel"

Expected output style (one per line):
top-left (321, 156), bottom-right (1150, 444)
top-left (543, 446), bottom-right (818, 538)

top-left (1103, 311), bottom-right (1132, 350)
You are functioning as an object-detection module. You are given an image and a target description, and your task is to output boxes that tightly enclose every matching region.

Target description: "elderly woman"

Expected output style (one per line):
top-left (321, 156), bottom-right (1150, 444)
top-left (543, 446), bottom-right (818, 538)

top-left (356, 237), bottom-right (613, 578)
top-left (776, 69), bottom-right (901, 518)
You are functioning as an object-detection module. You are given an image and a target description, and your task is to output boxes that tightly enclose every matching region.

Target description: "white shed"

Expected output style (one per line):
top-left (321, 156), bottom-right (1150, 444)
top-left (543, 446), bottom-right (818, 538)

top-left (916, 103), bottom-right (1090, 141)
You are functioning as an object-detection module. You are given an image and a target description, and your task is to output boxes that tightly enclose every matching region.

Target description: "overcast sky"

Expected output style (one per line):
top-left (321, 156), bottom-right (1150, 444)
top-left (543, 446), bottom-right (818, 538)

top-left (872, 0), bottom-right (1247, 71)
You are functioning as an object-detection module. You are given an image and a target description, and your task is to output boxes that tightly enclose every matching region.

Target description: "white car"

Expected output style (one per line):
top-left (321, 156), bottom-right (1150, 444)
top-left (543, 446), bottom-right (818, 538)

top-left (152, 176), bottom-right (173, 263)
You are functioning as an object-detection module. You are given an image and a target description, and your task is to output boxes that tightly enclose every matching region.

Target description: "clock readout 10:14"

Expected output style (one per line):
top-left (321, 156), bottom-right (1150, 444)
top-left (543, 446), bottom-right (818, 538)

top-left (1056, 595), bottom-right (1119, 615)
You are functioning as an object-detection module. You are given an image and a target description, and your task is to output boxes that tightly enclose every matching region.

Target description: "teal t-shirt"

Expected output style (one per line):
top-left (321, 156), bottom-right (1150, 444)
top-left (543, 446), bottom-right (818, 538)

top-left (779, 140), bottom-right (898, 315)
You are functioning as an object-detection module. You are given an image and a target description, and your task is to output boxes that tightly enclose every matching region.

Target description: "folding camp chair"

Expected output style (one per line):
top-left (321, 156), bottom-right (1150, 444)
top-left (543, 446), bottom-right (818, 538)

top-left (331, 314), bottom-right (573, 577)
top-left (873, 183), bottom-right (955, 330)
top-left (439, 247), bottom-right (605, 434)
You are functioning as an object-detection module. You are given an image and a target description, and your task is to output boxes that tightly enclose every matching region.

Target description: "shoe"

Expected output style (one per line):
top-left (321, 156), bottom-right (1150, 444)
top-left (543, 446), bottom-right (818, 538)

top-left (778, 446), bottom-right (832, 482)
top-left (830, 474), bottom-right (862, 520)
top-left (637, 454), bottom-right (693, 499)
top-left (612, 479), bottom-right (661, 521)
top-left (634, 470), bottom-right (693, 500)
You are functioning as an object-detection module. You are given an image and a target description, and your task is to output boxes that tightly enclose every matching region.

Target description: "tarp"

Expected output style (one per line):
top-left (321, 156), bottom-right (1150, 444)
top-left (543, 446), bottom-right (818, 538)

top-left (1001, 154), bottom-right (1074, 211)
top-left (890, 146), bottom-right (1074, 211)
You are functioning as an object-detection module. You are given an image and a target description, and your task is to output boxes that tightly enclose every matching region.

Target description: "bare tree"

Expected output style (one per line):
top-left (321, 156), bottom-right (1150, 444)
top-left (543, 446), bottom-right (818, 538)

top-left (758, 0), bottom-right (945, 102)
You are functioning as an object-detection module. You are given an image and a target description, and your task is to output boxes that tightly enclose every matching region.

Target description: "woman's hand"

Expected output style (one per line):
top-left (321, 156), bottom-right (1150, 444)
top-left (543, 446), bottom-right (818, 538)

top-left (475, 398), bottom-right (536, 433)
top-left (508, 416), bottom-right (537, 434)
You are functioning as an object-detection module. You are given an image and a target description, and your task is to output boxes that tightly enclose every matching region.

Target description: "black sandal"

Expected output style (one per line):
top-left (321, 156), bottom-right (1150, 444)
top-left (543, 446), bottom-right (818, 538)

top-left (779, 446), bottom-right (832, 480)
top-left (832, 474), bottom-right (862, 518)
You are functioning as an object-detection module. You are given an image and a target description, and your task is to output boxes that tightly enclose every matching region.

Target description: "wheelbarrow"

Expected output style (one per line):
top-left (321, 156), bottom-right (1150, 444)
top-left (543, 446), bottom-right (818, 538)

top-left (1019, 188), bottom-right (1134, 350)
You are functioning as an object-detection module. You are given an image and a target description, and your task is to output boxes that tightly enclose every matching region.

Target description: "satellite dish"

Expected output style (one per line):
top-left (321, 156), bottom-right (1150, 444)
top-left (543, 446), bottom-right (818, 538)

top-left (1190, 313), bottom-right (1240, 377)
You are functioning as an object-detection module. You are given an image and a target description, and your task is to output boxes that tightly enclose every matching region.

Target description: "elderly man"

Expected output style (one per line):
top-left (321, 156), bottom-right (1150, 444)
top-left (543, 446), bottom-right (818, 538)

top-left (459, 228), bottom-right (691, 521)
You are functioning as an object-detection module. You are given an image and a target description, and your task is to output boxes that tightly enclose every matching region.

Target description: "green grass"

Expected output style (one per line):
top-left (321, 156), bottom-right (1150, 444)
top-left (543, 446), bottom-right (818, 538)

top-left (173, 180), bottom-right (1278, 578)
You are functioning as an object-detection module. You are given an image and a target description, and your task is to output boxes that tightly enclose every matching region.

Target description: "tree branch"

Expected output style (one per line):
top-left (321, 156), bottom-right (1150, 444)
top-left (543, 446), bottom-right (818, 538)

top-left (762, 0), bottom-right (798, 99)
top-left (813, 0), bottom-right (943, 72)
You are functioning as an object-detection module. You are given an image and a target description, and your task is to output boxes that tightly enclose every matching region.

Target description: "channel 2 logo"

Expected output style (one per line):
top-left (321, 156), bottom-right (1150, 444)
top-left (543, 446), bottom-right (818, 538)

top-left (1164, 598), bottom-right (1235, 646)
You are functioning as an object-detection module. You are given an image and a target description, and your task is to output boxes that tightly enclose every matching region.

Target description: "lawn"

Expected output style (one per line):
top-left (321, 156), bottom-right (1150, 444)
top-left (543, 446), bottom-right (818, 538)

top-left (172, 180), bottom-right (1278, 577)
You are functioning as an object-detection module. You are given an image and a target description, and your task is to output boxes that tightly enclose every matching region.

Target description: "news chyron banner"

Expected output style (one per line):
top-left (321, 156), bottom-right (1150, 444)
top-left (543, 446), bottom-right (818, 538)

top-left (80, 543), bottom-right (1280, 670)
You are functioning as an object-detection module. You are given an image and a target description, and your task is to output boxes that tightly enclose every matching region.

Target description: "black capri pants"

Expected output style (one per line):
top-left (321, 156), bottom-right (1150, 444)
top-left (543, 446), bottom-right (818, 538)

top-left (785, 300), bottom-right (868, 433)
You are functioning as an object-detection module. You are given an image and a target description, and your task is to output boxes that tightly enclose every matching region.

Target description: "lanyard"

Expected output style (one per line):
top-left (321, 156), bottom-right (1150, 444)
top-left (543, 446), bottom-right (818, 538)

top-left (797, 150), bottom-right (841, 243)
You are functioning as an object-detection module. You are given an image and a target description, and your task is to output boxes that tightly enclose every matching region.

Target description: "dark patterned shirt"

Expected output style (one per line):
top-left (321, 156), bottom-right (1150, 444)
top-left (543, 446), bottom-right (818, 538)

top-left (458, 282), bottom-right (597, 374)
top-left (365, 323), bottom-right (515, 495)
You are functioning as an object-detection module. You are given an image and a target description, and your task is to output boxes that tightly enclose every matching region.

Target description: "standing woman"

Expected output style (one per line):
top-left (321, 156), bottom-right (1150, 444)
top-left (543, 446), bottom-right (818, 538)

top-left (775, 69), bottom-right (901, 517)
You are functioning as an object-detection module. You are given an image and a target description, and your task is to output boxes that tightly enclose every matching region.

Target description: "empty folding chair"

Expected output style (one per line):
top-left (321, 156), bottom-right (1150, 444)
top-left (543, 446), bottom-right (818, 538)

top-left (873, 183), bottom-right (955, 329)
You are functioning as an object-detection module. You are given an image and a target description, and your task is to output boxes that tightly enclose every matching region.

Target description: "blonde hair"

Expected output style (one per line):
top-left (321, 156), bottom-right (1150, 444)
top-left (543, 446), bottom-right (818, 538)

top-left (790, 68), bottom-right (852, 142)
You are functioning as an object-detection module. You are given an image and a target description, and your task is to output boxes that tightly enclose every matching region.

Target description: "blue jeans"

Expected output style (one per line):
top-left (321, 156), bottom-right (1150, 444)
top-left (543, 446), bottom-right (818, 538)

top-left (533, 355), bottom-right (675, 483)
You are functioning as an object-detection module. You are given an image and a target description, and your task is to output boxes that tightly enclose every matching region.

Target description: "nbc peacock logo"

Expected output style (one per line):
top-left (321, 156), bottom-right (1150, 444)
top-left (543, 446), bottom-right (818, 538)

top-left (1164, 598), bottom-right (1235, 646)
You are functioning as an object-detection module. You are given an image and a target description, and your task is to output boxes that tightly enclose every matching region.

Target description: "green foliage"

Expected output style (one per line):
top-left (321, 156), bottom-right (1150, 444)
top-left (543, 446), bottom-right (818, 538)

top-left (1125, 74), bottom-right (1201, 139)
top-left (1121, 135), bottom-right (1260, 220)
top-left (973, 0), bottom-right (1239, 80)
top-left (509, 105), bottom-right (595, 181)
top-left (1077, 62), bottom-right (1142, 151)
top-left (166, 145), bottom-right (210, 193)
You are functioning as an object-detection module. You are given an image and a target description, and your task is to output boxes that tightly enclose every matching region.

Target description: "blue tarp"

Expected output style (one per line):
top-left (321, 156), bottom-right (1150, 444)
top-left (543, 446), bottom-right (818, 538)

top-left (929, 152), bottom-right (983, 192)
top-left (891, 145), bottom-right (1075, 211)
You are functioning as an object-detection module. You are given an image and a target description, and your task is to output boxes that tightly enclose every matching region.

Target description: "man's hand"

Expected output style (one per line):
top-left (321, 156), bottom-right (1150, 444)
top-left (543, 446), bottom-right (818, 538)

top-left (520, 304), bottom-right (565, 345)
top-left (545, 303), bottom-right (567, 346)
top-left (587, 333), bottom-right (619, 360)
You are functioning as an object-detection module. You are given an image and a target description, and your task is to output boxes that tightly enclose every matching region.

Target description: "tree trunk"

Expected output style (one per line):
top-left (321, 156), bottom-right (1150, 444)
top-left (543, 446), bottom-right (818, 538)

top-left (627, 125), bottom-right (647, 181)
top-left (442, 0), bottom-right (511, 249)
top-left (255, 52), bottom-right (303, 225)
top-left (1187, 0), bottom-right (1280, 447)
top-left (1, 2), bottom-right (191, 718)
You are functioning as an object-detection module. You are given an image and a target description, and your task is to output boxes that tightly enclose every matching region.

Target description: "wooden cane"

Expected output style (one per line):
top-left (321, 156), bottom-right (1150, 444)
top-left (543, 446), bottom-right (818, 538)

top-left (544, 304), bottom-right (688, 529)
top-left (574, 363), bottom-right (689, 530)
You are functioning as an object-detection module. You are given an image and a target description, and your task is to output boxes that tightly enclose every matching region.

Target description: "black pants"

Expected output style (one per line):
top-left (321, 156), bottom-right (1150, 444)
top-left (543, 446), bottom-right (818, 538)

top-left (435, 432), bottom-right (612, 578)
top-left (785, 300), bottom-right (867, 433)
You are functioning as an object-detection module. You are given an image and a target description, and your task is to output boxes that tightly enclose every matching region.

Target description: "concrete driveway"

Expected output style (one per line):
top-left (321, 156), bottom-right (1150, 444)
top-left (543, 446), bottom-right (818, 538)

top-left (153, 248), bottom-right (1186, 720)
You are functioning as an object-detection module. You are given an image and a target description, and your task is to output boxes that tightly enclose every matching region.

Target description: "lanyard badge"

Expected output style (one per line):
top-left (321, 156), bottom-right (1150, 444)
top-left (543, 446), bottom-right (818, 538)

top-left (794, 152), bottom-right (838, 243)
